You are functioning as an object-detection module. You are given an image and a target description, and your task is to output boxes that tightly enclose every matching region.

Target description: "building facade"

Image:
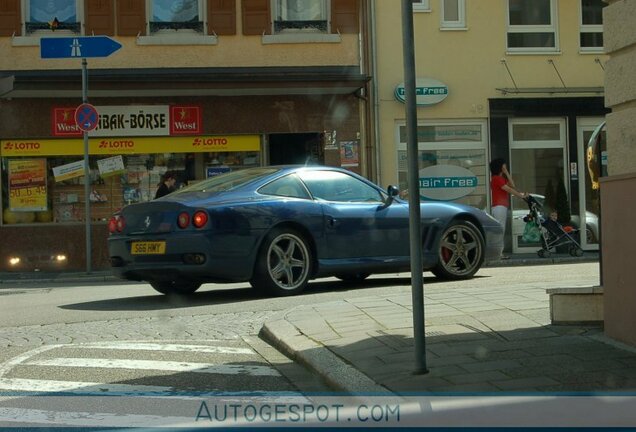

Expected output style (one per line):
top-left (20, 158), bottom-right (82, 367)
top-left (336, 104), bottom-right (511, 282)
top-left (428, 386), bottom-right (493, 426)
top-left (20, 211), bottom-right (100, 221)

top-left (0, 0), bottom-right (372, 272)
top-left (372, 0), bottom-right (609, 255)
top-left (600, 0), bottom-right (636, 347)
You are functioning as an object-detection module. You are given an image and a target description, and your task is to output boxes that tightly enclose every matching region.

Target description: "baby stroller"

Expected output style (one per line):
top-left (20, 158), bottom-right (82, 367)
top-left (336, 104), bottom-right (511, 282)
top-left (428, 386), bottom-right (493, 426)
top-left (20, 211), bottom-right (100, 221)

top-left (523, 194), bottom-right (584, 258)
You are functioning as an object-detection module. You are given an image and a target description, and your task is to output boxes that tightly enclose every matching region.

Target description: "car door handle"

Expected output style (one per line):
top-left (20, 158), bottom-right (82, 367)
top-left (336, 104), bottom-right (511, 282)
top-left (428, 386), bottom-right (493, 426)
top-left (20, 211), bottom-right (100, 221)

top-left (327, 216), bottom-right (338, 228)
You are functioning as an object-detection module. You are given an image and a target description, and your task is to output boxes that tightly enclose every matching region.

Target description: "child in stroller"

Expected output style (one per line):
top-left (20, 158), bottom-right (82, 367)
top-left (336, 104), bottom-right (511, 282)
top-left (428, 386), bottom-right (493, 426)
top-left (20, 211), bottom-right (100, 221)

top-left (523, 194), bottom-right (584, 258)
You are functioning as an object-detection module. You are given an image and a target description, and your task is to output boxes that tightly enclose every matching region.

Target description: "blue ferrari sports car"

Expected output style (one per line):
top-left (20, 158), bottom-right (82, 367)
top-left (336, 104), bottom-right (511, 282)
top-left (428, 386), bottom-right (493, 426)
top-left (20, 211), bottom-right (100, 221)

top-left (108, 166), bottom-right (503, 296)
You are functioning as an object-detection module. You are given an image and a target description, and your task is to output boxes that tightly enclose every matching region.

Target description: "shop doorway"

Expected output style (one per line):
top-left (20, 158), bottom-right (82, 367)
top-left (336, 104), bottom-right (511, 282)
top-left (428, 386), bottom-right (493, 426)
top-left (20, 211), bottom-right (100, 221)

top-left (268, 133), bottom-right (324, 165)
top-left (508, 118), bottom-right (567, 254)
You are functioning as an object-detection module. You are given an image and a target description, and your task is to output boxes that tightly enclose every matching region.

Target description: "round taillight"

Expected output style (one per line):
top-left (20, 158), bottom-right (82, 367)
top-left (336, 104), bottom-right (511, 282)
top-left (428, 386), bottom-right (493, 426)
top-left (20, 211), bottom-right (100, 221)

top-left (108, 216), bottom-right (118, 234)
top-left (116, 216), bottom-right (125, 232)
top-left (192, 211), bottom-right (208, 229)
top-left (177, 212), bottom-right (190, 229)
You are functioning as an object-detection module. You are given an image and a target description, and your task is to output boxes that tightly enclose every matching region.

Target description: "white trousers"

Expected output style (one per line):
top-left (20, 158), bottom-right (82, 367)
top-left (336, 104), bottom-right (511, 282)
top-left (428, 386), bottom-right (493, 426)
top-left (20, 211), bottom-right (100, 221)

top-left (492, 205), bottom-right (508, 234)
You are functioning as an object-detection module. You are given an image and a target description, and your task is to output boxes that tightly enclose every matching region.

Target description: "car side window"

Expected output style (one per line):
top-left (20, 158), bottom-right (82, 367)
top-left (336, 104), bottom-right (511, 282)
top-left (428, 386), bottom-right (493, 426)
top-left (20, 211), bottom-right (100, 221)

top-left (259, 174), bottom-right (311, 199)
top-left (299, 171), bottom-right (384, 203)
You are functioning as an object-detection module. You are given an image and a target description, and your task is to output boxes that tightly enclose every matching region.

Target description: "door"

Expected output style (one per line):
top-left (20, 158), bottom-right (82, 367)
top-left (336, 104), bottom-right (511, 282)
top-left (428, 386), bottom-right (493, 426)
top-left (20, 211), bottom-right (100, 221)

top-left (509, 118), bottom-right (567, 253)
top-left (576, 118), bottom-right (605, 250)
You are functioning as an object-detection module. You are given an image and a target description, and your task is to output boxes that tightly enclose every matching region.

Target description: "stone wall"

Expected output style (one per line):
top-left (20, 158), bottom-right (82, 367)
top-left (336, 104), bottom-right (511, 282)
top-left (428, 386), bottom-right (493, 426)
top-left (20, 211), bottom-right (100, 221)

top-left (601, 0), bottom-right (636, 347)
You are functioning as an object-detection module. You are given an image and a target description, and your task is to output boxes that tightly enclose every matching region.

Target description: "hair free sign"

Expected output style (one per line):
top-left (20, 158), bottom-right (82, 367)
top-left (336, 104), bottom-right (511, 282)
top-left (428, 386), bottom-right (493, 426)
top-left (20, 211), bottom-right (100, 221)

top-left (418, 165), bottom-right (477, 201)
top-left (394, 78), bottom-right (449, 106)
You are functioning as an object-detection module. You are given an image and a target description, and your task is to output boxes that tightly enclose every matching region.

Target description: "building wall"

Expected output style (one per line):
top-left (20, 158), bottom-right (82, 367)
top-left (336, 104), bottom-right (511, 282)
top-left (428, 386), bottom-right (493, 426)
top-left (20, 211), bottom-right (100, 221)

top-left (600, 0), bottom-right (636, 347)
top-left (374, 0), bottom-right (607, 187)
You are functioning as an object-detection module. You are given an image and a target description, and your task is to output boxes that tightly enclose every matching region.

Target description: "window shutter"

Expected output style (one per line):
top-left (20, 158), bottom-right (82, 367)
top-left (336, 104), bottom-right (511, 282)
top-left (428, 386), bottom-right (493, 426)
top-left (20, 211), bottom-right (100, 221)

top-left (85, 0), bottom-right (115, 36)
top-left (0, 0), bottom-right (21, 37)
top-left (331, 0), bottom-right (358, 34)
top-left (242, 0), bottom-right (270, 35)
top-left (116, 0), bottom-right (145, 36)
top-left (207, 0), bottom-right (236, 35)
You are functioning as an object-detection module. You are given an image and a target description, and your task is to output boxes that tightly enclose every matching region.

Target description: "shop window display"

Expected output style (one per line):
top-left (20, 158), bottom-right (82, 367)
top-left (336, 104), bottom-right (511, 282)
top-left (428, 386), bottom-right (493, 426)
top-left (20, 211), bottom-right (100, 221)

top-left (1, 150), bottom-right (260, 226)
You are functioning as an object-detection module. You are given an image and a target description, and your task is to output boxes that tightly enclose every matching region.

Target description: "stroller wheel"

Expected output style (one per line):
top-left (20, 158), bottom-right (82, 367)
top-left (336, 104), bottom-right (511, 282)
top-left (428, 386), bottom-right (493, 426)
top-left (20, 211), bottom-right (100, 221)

top-left (538, 249), bottom-right (551, 258)
top-left (569, 246), bottom-right (583, 257)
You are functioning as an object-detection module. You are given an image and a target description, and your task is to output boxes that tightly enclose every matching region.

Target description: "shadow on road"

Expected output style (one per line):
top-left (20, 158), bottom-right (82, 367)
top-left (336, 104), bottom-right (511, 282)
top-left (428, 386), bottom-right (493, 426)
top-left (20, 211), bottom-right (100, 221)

top-left (56, 274), bottom-right (467, 312)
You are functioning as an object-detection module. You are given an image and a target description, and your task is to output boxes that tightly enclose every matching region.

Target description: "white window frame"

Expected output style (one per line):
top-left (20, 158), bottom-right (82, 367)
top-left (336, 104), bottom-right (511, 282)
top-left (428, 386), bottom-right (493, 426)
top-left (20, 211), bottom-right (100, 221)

top-left (579, 0), bottom-right (604, 53)
top-left (506, 0), bottom-right (559, 53)
top-left (440, 0), bottom-right (465, 29)
top-left (412, 0), bottom-right (431, 13)
top-left (272, 0), bottom-right (330, 34)
top-left (22, 0), bottom-right (83, 36)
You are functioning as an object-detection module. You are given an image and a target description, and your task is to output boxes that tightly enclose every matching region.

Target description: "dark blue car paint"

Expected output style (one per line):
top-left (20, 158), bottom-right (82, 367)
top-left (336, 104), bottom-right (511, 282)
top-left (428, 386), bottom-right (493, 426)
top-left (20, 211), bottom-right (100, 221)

top-left (108, 166), bottom-right (503, 285)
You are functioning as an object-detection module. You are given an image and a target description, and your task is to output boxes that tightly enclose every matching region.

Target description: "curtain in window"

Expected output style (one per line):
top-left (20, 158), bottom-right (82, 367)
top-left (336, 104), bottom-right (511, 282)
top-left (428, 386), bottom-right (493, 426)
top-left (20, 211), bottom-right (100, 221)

top-left (29, 0), bottom-right (76, 23)
top-left (152, 0), bottom-right (199, 22)
top-left (277, 0), bottom-right (326, 21)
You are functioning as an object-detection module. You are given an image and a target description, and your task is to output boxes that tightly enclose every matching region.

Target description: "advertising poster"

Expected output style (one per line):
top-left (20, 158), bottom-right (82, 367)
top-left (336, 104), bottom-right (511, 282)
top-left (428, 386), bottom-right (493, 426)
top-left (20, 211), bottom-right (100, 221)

top-left (8, 158), bottom-right (48, 211)
top-left (339, 141), bottom-right (359, 167)
top-left (97, 155), bottom-right (125, 178)
top-left (52, 160), bottom-right (85, 182)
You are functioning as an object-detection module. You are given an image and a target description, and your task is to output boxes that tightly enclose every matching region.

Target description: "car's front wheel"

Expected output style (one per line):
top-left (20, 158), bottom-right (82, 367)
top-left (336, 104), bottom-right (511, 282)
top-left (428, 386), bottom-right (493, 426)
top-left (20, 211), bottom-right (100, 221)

top-left (150, 280), bottom-right (201, 295)
top-left (250, 228), bottom-right (312, 296)
top-left (431, 220), bottom-right (484, 280)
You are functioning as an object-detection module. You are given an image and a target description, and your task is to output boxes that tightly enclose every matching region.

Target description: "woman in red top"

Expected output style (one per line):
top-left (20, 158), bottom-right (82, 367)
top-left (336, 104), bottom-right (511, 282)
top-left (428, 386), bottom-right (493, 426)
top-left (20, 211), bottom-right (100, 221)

top-left (490, 158), bottom-right (526, 257)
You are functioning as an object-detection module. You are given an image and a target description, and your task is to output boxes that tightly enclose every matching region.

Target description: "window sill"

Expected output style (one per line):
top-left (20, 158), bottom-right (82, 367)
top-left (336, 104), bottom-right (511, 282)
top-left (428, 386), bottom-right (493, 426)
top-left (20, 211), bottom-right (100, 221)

top-left (262, 33), bottom-right (341, 44)
top-left (506, 50), bottom-right (562, 56)
top-left (12, 33), bottom-right (79, 47)
top-left (440, 27), bottom-right (468, 31)
top-left (137, 34), bottom-right (218, 46)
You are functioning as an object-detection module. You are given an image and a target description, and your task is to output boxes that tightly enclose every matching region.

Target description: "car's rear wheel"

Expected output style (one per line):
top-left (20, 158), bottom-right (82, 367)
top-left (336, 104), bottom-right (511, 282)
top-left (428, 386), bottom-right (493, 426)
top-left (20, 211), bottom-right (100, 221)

top-left (431, 220), bottom-right (484, 280)
top-left (336, 273), bottom-right (370, 283)
top-left (251, 228), bottom-right (312, 296)
top-left (150, 280), bottom-right (201, 295)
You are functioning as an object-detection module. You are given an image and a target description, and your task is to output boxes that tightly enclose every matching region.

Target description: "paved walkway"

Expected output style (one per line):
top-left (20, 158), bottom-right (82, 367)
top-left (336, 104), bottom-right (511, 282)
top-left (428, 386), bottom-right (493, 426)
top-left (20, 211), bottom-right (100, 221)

top-left (262, 255), bottom-right (636, 395)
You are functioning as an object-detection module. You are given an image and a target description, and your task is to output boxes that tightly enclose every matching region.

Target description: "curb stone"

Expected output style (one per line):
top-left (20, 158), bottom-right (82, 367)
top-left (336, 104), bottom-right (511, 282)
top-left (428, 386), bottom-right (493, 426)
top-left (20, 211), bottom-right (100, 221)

top-left (260, 317), bottom-right (392, 395)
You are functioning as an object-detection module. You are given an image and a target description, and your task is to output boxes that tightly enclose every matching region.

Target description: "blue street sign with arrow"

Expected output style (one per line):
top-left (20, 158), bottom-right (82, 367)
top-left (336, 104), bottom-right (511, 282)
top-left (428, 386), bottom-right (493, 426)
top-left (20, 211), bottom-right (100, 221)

top-left (40, 36), bottom-right (122, 59)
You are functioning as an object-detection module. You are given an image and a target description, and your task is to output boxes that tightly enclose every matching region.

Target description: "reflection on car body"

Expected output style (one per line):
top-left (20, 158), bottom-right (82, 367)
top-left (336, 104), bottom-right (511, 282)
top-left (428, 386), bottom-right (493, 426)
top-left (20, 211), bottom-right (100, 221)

top-left (108, 166), bottom-right (504, 296)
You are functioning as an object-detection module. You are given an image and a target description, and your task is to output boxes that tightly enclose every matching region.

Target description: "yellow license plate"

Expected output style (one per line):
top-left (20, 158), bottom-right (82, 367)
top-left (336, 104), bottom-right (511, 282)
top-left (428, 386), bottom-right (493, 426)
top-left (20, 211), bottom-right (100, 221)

top-left (131, 241), bottom-right (166, 255)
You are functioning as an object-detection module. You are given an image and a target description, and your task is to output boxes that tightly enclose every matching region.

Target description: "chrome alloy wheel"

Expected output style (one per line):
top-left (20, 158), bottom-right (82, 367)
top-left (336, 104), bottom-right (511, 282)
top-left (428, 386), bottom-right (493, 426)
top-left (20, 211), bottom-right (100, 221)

top-left (266, 232), bottom-right (311, 291)
top-left (434, 220), bottom-right (484, 280)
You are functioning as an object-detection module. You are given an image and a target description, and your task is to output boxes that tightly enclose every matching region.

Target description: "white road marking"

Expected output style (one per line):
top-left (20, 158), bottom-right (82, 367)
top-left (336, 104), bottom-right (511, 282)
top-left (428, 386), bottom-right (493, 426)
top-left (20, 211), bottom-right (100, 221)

top-left (78, 341), bottom-right (255, 355)
top-left (0, 407), bottom-right (191, 428)
top-left (0, 378), bottom-right (302, 401)
top-left (0, 377), bottom-right (179, 395)
top-left (27, 358), bottom-right (281, 376)
top-left (0, 345), bottom-right (61, 378)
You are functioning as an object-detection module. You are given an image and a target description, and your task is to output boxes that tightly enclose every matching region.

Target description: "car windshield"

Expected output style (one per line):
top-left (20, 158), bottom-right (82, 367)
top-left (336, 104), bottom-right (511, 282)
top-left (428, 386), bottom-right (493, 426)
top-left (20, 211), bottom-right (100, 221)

top-left (175, 167), bottom-right (280, 194)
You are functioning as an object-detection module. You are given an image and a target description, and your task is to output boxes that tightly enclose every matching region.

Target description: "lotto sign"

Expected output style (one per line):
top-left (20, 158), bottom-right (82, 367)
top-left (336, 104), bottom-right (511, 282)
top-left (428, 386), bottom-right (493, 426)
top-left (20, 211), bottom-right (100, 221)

top-left (8, 159), bottom-right (48, 211)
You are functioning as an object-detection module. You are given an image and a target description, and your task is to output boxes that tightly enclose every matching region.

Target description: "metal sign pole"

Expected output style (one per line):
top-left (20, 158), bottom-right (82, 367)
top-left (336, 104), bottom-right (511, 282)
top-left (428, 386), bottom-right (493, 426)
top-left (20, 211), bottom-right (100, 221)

top-left (402, 0), bottom-right (428, 374)
top-left (81, 58), bottom-right (92, 274)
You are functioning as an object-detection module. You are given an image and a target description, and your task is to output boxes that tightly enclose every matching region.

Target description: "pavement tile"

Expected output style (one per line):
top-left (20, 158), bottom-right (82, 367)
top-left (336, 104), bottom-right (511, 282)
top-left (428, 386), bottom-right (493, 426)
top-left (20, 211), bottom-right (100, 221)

top-left (491, 376), bottom-right (561, 390)
top-left (459, 359), bottom-right (524, 373)
top-left (426, 382), bottom-right (503, 392)
top-left (444, 370), bottom-right (511, 385)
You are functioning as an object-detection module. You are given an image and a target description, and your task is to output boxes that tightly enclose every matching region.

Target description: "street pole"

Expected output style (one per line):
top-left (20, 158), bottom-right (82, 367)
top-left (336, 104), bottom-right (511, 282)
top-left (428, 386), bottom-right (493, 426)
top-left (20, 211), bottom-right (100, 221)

top-left (81, 58), bottom-right (92, 274)
top-left (402, 0), bottom-right (428, 374)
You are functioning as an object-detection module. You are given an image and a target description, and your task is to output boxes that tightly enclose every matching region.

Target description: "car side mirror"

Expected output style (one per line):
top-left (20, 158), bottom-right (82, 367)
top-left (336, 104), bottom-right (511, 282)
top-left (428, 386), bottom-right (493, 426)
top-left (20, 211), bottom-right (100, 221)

top-left (385, 185), bottom-right (400, 205)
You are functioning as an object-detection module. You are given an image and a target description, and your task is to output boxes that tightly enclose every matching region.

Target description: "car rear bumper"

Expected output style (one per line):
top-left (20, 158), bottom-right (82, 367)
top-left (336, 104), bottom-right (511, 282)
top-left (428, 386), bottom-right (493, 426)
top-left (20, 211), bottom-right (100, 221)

top-left (107, 231), bottom-right (259, 283)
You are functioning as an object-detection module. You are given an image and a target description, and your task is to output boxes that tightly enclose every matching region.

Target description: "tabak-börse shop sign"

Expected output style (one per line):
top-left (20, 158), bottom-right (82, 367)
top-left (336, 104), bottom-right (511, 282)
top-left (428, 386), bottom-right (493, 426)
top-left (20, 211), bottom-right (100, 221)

top-left (52, 105), bottom-right (201, 137)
